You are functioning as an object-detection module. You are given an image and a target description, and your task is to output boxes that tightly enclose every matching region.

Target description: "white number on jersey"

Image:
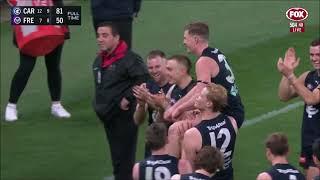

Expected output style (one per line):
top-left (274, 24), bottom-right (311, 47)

top-left (209, 128), bottom-right (232, 157)
top-left (217, 54), bottom-right (238, 96)
top-left (289, 174), bottom-right (297, 180)
top-left (145, 166), bottom-right (171, 180)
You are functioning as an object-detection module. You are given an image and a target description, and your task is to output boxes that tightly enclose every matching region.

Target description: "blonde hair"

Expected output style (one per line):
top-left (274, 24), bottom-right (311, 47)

top-left (205, 83), bottom-right (228, 112)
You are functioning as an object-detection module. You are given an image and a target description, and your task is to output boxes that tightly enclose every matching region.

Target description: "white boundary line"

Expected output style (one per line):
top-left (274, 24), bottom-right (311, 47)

top-left (104, 101), bottom-right (304, 179)
top-left (242, 101), bottom-right (304, 127)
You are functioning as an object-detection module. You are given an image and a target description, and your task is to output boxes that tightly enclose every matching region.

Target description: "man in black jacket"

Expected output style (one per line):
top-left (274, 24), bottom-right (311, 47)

top-left (90, 0), bottom-right (142, 49)
top-left (92, 22), bottom-right (149, 180)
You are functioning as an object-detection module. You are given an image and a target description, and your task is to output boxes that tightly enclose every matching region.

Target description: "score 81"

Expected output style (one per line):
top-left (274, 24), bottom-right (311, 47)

top-left (55, 7), bottom-right (63, 14)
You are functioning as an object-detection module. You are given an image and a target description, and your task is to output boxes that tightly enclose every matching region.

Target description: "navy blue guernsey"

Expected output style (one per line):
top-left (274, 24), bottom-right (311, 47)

top-left (139, 154), bottom-right (179, 180)
top-left (146, 80), bottom-right (172, 125)
top-left (170, 80), bottom-right (197, 105)
top-left (180, 172), bottom-right (211, 180)
top-left (302, 70), bottom-right (320, 149)
top-left (201, 47), bottom-right (244, 128)
top-left (195, 114), bottom-right (237, 180)
top-left (266, 163), bottom-right (305, 180)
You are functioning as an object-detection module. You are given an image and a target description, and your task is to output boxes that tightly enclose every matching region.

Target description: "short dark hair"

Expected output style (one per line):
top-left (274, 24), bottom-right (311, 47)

top-left (147, 50), bottom-right (166, 60)
top-left (194, 146), bottom-right (224, 174)
top-left (97, 22), bottom-right (120, 37)
top-left (312, 138), bottom-right (320, 161)
top-left (265, 132), bottom-right (289, 156)
top-left (167, 54), bottom-right (192, 74)
top-left (311, 38), bottom-right (320, 47)
top-left (145, 122), bottom-right (168, 151)
top-left (184, 22), bottom-right (209, 41)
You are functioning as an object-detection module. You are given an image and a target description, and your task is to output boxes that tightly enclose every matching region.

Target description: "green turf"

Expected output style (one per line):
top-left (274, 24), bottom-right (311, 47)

top-left (1, 1), bottom-right (319, 180)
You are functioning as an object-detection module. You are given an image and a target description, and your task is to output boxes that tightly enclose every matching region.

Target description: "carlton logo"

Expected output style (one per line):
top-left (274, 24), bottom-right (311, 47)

top-left (286, 7), bottom-right (308, 21)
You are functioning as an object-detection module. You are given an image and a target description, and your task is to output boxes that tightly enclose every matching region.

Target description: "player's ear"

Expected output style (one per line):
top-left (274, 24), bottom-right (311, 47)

top-left (206, 101), bottom-right (212, 108)
top-left (266, 148), bottom-right (271, 159)
top-left (194, 35), bottom-right (199, 43)
top-left (115, 34), bottom-right (120, 41)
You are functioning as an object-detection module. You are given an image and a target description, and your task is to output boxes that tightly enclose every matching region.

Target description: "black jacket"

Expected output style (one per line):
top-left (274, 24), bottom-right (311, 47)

top-left (92, 50), bottom-right (149, 119)
top-left (90, 0), bottom-right (142, 21)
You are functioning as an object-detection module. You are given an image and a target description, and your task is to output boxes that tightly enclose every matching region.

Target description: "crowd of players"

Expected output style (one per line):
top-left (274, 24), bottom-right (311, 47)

top-left (4, 0), bottom-right (319, 178)
top-left (128, 22), bottom-right (320, 180)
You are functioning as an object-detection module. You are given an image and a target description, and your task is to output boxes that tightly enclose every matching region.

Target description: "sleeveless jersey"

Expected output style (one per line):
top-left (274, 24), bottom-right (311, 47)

top-left (146, 80), bottom-right (172, 125)
top-left (195, 114), bottom-right (237, 180)
top-left (201, 47), bottom-right (244, 128)
top-left (301, 70), bottom-right (320, 148)
top-left (139, 154), bottom-right (179, 180)
top-left (266, 163), bottom-right (305, 180)
top-left (169, 80), bottom-right (197, 105)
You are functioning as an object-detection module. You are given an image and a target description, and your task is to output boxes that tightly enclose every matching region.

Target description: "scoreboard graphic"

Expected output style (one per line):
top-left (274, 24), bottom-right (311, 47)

top-left (11, 6), bottom-right (81, 25)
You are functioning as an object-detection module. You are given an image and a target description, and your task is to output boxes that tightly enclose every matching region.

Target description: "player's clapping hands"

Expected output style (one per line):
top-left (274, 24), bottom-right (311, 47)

top-left (277, 47), bottom-right (300, 78)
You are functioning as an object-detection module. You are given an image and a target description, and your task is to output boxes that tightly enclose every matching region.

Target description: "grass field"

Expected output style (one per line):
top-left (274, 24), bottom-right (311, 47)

top-left (1, 1), bottom-right (319, 180)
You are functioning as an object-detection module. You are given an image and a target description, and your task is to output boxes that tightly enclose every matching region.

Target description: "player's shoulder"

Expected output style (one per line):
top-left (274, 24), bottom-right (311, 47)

top-left (293, 71), bottom-right (310, 85)
top-left (196, 56), bottom-right (218, 71)
top-left (256, 172), bottom-right (272, 180)
top-left (171, 174), bottom-right (181, 180)
top-left (132, 162), bottom-right (140, 180)
top-left (227, 115), bottom-right (238, 134)
top-left (184, 127), bottom-right (202, 143)
top-left (185, 127), bottom-right (199, 135)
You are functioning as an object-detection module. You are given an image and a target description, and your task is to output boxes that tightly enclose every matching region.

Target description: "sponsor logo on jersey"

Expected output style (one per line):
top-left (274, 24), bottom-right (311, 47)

top-left (206, 120), bottom-right (226, 131)
top-left (146, 160), bottom-right (171, 165)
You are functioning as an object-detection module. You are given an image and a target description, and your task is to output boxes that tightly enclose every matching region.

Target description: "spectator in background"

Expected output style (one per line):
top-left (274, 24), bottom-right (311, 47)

top-left (90, 0), bottom-right (142, 49)
top-left (92, 22), bottom-right (149, 180)
top-left (5, 0), bottom-right (71, 122)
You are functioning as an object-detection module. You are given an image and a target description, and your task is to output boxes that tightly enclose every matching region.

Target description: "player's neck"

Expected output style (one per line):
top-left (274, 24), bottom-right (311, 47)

top-left (158, 77), bottom-right (169, 87)
top-left (271, 156), bottom-right (288, 165)
top-left (200, 110), bottom-right (220, 120)
top-left (195, 169), bottom-right (213, 177)
top-left (177, 76), bottom-right (192, 89)
top-left (151, 147), bottom-right (167, 155)
top-left (195, 43), bottom-right (209, 57)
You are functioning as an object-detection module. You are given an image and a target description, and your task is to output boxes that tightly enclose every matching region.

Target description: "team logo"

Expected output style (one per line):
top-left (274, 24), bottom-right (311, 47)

top-left (12, 7), bottom-right (21, 16)
top-left (286, 7), bottom-right (308, 21)
top-left (306, 105), bottom-right (318, 118)
top-left (13, 17), bottom-right (21, 24)
top-left (307, 84), bottom-right (313, 90)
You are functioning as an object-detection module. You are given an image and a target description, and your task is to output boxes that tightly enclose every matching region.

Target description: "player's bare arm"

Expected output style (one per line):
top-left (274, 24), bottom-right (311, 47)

top-left (229, 116), bottom-right (239, 134)
top-left (171, 174), bottom-right (181, 180)
top-left (288, 72), bottom-right (320, 105)
top-left (133, 84), bottom-right (148, 125)
top-left (167, 57), bottom-right (218, 120)
top-left (256, 172), bottom-right (272, 180)
top-left (178, 159), bottom-right (193, 174)
top-left (132, 163), bottom-right (140, 180)
top-left (277, 47), bottom-right (301, 101)
top-left (181, 128), bottom-right (202, 168)
top-left (133, 102), bottom-right (148, 125)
